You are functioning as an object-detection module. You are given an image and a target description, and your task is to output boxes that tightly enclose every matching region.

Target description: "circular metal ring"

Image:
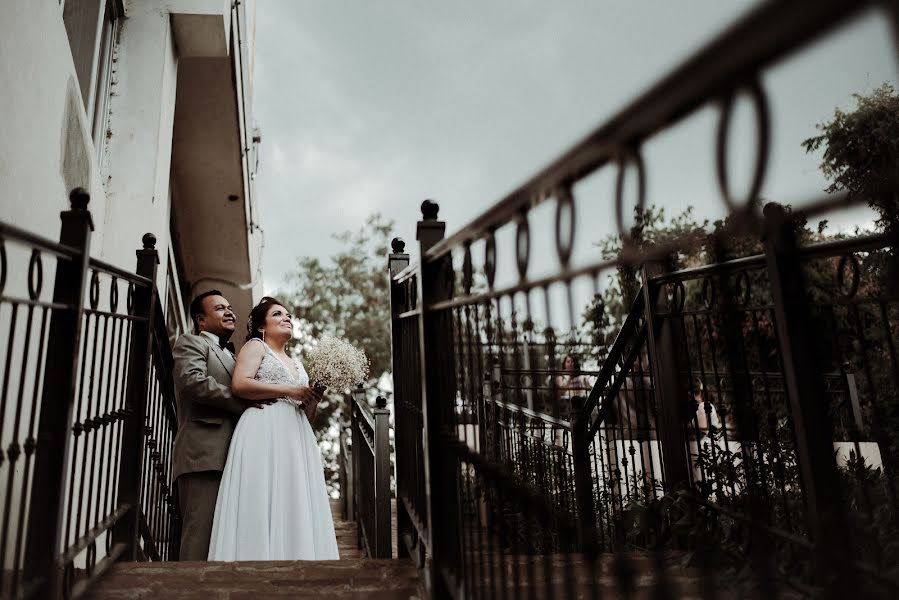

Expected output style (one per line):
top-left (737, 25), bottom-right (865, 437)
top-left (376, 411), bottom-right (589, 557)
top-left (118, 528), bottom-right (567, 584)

top-left (462, 244), bottom-right (473, 295)
top-left (715, 79), bottom-right (770, 212)
top-left (0, 240), bottom-right (6, 294)
top-left (734, 270), bottom-right (751, 306)
top-left (127, 282), bottom-right (135, 315)
top-left (89, 271), bottom-right (100, 309)
top-left (701, 276), bottom-right (717, 309)
top-left (837, 253), bottom-right (860, 298)
top-left (669, 281), bottom-right (686, 314)
top-left (109, 276), bottom-right (119, 313)
top-left (516, 214), bottom-right (530, 280)
top-left (484, 231), bottom-right (497, 288)
top-left (615, 146), bottom-right (646, 239)
top-left (555, 187), bottom-right (575, 267)
top-left (27, 250), bottom-right (43, 301)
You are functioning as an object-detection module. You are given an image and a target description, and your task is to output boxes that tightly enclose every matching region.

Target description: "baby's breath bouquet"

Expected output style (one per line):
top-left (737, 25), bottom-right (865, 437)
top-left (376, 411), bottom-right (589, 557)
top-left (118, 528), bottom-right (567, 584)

top-left (304, 336), bottom-right (370, 391)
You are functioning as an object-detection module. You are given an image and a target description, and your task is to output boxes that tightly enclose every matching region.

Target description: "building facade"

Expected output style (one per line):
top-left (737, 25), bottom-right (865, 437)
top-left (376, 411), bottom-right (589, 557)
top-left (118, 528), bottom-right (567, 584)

top-left (0, 1), bottom-right (265, 585)
top-left (0, 0), bottom-right (264, 340)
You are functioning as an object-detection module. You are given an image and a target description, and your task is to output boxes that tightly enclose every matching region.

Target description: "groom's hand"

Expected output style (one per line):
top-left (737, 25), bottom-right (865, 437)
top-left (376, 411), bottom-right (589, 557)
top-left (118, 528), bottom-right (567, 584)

top-left (242, 398), bottom-right (276, 410)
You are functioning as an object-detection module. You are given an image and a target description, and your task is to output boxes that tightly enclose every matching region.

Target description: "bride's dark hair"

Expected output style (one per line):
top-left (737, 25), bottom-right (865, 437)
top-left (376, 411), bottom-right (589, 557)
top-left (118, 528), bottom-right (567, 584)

top-left (246, 296), bottom-right (286, 341)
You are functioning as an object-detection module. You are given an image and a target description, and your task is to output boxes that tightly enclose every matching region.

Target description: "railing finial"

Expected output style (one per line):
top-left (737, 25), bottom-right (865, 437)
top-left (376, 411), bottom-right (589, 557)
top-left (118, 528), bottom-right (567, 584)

top-left (69, 187), bottom-right (90, 210)
top-left (421, 199), bottom-right (439, 220)
top-left (762, 201), bottom-right (785, 220)
top-left (142, 233), bottom-right (157, 250)
top-left (376, 396), bottom-right (387, 409)
top-left (416, 199), bottom-right (445, 254)
top-left (388, 237), bottom-right (410, 278)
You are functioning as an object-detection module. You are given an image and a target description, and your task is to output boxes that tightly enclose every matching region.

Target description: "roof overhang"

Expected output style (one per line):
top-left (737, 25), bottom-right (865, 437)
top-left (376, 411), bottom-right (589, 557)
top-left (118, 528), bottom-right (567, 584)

top-left (168, 3), bottom-right (254, 315)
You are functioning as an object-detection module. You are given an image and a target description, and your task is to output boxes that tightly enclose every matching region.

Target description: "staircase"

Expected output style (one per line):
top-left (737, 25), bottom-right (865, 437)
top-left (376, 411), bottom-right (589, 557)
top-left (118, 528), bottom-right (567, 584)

top-left (84, 501), bottom-right (423, 599)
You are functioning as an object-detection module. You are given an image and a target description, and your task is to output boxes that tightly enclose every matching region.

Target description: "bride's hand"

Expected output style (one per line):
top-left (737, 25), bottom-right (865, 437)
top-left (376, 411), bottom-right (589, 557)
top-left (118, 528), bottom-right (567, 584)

top-left (294, 385), bottom-right (324, 406)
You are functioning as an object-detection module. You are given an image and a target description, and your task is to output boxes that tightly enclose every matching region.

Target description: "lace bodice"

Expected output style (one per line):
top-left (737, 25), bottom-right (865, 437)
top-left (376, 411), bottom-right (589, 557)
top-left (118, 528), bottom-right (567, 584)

top-left (250, 338), bottom-right (309, 390)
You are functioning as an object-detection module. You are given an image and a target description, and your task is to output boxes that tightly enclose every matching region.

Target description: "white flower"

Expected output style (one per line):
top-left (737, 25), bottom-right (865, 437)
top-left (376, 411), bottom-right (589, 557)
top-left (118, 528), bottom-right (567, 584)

top-left (304, 336), bottom-right (370, 391)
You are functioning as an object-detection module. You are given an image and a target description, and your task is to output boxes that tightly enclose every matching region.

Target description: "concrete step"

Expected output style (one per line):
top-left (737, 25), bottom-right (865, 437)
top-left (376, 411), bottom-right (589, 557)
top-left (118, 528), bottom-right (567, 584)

top-left (83, 560), bottom-right (423, 599)
top-left (83, 499), bottom-right (420, 599)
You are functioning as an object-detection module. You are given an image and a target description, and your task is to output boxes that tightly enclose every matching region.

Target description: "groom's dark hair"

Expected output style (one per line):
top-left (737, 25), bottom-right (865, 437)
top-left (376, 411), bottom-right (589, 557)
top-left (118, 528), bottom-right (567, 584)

top-left (190, 289), bottom-right (224, 333)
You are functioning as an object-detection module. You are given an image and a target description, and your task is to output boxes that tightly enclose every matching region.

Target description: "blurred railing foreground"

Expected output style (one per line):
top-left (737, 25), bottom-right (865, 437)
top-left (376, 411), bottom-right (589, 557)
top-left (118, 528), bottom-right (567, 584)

top-left (387, 0), bottom-right (899, 598)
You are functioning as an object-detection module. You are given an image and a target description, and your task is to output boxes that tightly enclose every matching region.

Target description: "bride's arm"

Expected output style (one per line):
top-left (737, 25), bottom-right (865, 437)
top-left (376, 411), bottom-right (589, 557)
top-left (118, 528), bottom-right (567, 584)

top-left (232, 341), bottom-right (306, 401)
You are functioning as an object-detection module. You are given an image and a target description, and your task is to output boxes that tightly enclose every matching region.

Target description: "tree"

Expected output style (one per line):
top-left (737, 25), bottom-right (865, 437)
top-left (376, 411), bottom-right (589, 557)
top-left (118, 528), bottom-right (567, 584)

top-left (803, 82), bottom-right (899, 231)
top-left (279, 213), bottom-right (395, 493)
top-left (804, 83), bottom-right (899, 493)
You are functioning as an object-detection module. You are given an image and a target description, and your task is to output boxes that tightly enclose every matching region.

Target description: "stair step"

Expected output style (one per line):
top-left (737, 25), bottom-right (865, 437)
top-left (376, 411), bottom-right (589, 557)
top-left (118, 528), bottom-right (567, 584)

top-left (84, 560), bottom-right (422, 599)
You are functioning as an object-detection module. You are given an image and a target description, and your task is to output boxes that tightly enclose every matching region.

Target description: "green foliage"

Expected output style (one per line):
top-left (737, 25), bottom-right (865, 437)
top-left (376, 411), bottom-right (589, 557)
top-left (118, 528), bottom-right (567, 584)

top-left (279, 213), bottom-right (395, 493)
top-left (282, 213), bottom-right (394, 384)
top-left (591, 205), bottom-right (711, 331)
top-left (803, 83), bottom-right (899, 230)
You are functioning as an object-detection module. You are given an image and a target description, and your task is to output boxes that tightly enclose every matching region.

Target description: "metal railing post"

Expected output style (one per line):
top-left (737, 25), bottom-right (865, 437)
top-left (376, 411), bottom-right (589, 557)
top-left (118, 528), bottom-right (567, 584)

top-left (762, 202), bottom-right (853, 595)
top-left (569, 396), bottom-right (597, 553)
top-left (640, 266), bottom-right (691, 493)
top-left (416, 200), bottom-right (459, 599)
top-left (351, 384), bottom-right (364, 549)
top-left (387, 238), bottom-right (412, 559)
top-left (112, 233), bottom-right (160, 560)
top-left (339, 426), bottom-right (352, 521)
top-left (23, 189), bottom-right (94, 599)
top-left (373, 395), bottom-right (392, 558)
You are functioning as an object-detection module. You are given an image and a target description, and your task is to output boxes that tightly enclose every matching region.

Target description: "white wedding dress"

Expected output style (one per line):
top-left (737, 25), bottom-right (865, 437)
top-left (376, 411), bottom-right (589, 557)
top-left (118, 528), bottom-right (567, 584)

top-left (207, 338), bottom-right (339, 561)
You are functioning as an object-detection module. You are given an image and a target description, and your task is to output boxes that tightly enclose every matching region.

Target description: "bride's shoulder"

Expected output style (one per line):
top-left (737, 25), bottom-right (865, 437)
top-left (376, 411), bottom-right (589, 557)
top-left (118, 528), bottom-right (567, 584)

top-left (238, 337), bottom-right (267, 357)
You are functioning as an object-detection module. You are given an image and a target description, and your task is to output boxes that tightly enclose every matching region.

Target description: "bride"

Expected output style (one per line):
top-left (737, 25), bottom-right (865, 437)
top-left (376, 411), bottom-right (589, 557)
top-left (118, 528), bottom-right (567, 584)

top-left (208, 296), bottom-right (340, 560)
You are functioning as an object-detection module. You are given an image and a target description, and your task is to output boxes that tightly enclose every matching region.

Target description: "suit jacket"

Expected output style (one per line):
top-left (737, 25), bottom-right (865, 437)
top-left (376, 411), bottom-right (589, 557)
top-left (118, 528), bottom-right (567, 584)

top-left (171, 332), bottom-right (245, 481)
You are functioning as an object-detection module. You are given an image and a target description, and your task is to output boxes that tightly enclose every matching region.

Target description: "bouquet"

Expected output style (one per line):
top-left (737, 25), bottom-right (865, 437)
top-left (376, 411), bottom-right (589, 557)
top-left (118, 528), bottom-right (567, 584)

top-left (304, 336), bottom-right (370, 391)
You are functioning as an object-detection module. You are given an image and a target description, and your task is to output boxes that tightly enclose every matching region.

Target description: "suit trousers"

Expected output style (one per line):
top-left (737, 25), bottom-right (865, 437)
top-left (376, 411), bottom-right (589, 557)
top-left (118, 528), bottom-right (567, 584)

top-left (178, 471), bottom-right (222, 561)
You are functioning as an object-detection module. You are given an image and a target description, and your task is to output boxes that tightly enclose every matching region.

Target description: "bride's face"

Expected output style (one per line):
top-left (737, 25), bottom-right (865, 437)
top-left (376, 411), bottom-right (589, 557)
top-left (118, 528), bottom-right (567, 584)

top-left (261, 304), bottom-right (293, 338)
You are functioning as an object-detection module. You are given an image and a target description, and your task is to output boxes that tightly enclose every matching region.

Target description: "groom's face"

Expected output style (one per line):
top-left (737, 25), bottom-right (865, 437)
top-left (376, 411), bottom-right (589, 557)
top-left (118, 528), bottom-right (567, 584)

top-left (197, 294), bottom-right (236, 338)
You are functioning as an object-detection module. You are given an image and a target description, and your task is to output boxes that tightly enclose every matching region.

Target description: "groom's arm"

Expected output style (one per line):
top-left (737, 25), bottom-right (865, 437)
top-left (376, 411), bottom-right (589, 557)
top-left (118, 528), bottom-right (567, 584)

top-left (173, 334), bottom-right (245, 416)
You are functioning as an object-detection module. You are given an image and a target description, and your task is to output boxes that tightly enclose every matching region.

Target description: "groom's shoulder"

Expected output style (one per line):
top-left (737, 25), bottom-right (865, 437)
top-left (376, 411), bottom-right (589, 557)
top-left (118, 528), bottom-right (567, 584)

top-left (173, 332), bottom-right (209, 354)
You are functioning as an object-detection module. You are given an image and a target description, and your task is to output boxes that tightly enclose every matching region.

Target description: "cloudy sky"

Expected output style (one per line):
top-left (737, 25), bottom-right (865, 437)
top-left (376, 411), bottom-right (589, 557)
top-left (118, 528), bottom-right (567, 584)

top-left (253, 1), bottom-right (897, 294)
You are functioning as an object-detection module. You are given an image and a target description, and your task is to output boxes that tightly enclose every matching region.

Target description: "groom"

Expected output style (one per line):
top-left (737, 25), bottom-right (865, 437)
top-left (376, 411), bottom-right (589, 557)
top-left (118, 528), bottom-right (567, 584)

top-left (172, 290), bottom-right (263, 560)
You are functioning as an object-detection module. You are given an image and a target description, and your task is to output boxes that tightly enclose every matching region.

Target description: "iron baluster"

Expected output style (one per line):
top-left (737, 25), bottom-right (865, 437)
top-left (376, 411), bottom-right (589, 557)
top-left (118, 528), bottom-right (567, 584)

top-left (416, 201), bottom-right (463, 599)
top-left (22, 189), bottom-right (94, 599)
top-left (762, 203), bottom-right (854, 596)
top-left (374, 396), bottom-right (392, 558)
top-left (112, 233), bottom-right (160, 560)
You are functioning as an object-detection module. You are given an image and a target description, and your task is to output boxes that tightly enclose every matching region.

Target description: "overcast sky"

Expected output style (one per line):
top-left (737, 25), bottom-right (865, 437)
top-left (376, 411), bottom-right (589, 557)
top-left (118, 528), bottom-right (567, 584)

top-left (253, 1), bottom-right (898, 294)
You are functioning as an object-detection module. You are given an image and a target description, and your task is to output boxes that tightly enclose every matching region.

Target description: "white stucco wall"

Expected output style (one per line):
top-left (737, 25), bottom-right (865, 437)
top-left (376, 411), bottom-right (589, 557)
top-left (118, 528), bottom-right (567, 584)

top-left (0, 1), bottom-right (258, 293)
top-left (101, 2), bottom-right (179, 289)
top-left (0, 1), bottom-right (179, 289)
top-left (0, 1), bottom-right (109, 255)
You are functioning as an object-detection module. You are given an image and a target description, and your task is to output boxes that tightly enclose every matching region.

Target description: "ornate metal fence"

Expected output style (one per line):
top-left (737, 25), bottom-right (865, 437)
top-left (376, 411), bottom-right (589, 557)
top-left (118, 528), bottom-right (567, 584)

top-left (0, 189), bottom-right (180, 599)
top-left (388, 1), bottom-right (899, 598)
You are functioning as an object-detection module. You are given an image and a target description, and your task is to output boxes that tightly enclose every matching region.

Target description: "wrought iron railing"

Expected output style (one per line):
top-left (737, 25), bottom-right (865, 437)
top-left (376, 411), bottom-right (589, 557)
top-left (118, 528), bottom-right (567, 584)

top-left (642, 230), bottom-right (899, 586)
top-left (0, 189), bottom-right (180, 599)
top-left (340, 386), bottom-right (392, 559)
top-left (387, 0), bottom-right (899, 597)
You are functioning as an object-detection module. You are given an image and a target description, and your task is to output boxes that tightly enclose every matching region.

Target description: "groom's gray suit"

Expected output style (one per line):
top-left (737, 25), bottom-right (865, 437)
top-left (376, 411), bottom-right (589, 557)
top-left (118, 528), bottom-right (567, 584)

top-left (172, 331), bottom-right (244, 560)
